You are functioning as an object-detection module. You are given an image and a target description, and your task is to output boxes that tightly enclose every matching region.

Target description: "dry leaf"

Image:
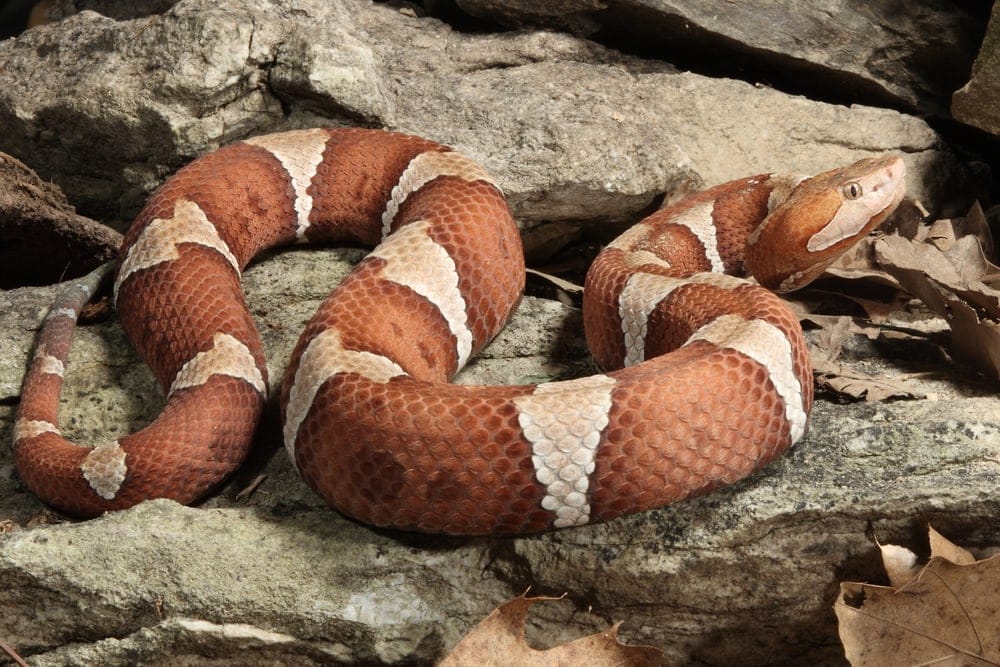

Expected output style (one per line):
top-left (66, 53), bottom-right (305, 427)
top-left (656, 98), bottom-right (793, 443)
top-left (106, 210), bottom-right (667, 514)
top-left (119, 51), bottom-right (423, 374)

top-left (836, 527), bottom-right (1000, 666)
top-left (922, 202), bottom-right (994, 258)
top-left (874, 527), bottom-right (977, 589)
top-left (928, 525), bottom-right (977, 566)
top-left (812, 359), bottom-right (925, 402)
top-left (875, 227), bottom-right (1000, 381)
top-left (812, 315), bottom-right (854, 362)
top-left (876, 542), bottom-right (920, 589)
top-left (441, 594), bottom-right (662, 667)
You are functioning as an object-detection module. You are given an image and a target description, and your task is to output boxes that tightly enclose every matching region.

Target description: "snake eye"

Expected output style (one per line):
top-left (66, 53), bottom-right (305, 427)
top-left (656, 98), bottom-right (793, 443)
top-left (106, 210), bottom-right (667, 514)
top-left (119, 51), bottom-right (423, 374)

top-left (843, 182), bottom-right (863, 200)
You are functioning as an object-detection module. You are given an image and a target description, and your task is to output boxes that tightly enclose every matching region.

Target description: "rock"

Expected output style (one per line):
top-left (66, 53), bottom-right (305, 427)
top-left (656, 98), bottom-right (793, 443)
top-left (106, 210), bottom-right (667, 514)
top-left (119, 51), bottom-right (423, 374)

top-left (0, 0), bottom-right (996, 664)
top-left (3, 245), bottom-right (998, 665)
top-left (0, 0), bottom-right (978, 230)
top-left (0, 152), bottom-right (119, 288)
top-left (454, 0), bottom-right (986, 115)
top-left (953, 1), bottom-right (1000, 136)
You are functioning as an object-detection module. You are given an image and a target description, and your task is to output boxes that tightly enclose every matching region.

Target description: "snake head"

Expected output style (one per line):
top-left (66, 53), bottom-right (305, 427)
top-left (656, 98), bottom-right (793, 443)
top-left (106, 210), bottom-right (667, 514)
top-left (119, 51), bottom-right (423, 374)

top-left (745, 155), bottom-right (906, 292)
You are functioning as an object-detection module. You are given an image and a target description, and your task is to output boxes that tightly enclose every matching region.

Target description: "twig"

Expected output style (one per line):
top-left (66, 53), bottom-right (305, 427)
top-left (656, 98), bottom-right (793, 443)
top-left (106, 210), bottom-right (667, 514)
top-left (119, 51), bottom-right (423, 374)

top-left (235, 474), bottom-right (267, 502)
top-left (0, 636), bottom-right (30, 667)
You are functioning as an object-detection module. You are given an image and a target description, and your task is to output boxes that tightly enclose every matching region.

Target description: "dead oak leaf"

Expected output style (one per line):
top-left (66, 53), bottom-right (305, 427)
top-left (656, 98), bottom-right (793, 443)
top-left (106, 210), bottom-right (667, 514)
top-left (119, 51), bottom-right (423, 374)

top-left (875, 222), bottom-right (1000, 382)
top-left (836, 527), bottom-right (1000, 666)
top-left (440, 594), bottom-right (662, 667)
top-left (812, 358), bottom-right (925, 402)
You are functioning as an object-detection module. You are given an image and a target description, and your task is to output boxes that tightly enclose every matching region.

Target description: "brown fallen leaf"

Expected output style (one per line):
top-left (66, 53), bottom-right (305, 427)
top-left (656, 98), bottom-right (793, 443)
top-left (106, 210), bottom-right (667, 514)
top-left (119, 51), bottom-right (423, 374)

top-left (876, 527), bottom-right (976, 589)
top-left (812, 315), bottom-right (855, 361)
top-left (921, 202), bottom-right (994, 259)
top-left (812, 359), bottom-right (925, 402)
top-left (440, 594), bottom-right (662, 667)
top-left (875, 225), bottom-right (1000, 381)
top-left (806, 314), bottom-right (924, 402)
top-left (836, 527), bottom-right (1000, 666)
top-left (876, 542), bottom-right (920, 589)
top-left (927, 525), bottom-right (978, 567)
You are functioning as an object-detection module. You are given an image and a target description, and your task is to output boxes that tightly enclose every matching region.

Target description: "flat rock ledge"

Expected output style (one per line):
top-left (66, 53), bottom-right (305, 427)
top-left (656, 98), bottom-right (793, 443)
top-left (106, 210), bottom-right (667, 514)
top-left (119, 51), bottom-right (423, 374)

top-left (2, 248), bottom-right (998, 666)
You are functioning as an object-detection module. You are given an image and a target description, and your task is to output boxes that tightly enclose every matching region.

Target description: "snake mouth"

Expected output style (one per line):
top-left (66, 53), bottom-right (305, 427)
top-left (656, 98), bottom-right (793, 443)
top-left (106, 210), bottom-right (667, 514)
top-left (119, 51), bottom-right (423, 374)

top-left (806, 156), bottom-right (906, 253)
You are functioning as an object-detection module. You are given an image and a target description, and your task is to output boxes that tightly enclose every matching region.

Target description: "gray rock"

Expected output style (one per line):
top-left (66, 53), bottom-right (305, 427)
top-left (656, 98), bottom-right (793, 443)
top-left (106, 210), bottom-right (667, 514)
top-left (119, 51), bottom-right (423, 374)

top-left (0, 0), bottom-right (977, 230)
top-left (953, 1), bottom-right (1000, 136)
top-left (454, 0), bottom-right (985, 115)
top-left (3, 246), bottom-right (998, 665)
top-left (1, 0), bottom-right (996, 664)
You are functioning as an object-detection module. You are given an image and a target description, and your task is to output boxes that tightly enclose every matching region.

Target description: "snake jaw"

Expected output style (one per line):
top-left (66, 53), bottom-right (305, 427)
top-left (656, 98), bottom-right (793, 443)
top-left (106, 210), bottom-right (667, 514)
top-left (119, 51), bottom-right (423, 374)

top-left (806, 156), bottom-right (906, 253)
top-left (746, 155), bottom-right (906, 292)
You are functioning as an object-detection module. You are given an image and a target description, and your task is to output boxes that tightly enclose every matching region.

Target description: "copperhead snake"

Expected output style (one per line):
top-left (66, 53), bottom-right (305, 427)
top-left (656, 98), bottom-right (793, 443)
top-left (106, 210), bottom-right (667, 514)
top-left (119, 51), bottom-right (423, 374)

top-left (13, 128), bottom-right (905, 534)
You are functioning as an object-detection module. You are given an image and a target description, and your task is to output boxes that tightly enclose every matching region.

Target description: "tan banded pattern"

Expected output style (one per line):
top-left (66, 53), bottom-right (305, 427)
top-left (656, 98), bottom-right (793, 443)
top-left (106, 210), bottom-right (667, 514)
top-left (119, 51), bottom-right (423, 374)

top-left (14, 129), bottom-right (900, 532)
top-left (623, 250), bottom-right (671, 270)
top-left (618, 271), bottom-right (745, 366)
top-left (670, 201), bottom-right (725, 272)
top-left (244, 129), bottom-right (330, 241)
top-left (48, 307), bottom-right (78, 321)
top-left (116, 199), bottom-right (240, 303)
top-left (607, 221), bottom-right (651, 251)
top-left (168, 332), bottom-right (267, 397)
top-left (36, 354), bottom-right (66, 378)
top-left (747, 174), bottom-right (807, 249)
top-left (686, 314), bottom-right (807, 442)
top-left (381, 150), bottom-right (499, 238)
top-left (284, 327), bottom-right (406, 457)
top-left (13, 419), bottom-right (59, 443)
top-left (513, 374), bottom-right (616, 528)
top-left (369, 219), bottom-right (474, 369)
top-left (80, 441), bottom-right (128, 500)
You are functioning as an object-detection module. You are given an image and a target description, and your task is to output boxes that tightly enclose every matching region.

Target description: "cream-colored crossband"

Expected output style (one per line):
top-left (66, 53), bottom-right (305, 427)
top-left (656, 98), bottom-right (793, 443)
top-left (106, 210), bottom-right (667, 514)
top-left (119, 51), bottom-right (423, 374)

top-left (47, 306), bottom-right (78, 321)
top-left (381, 150), bottom-right (499, 238)
top-left (513, 375), bottom-right (616, 528)
top-left (80, 441), bottom-right (127, 500)
top-left (34, 353), bottom-right (65, 378)
top-left (74, 277), bottom-right (97, 299)
top-left (747, 174), bottom-right (807, 248)
top-left (244, 129), bottom-right (329, 241)
top-left (283, 328), bottom-right (406, 458)
top-left (12, 419), bottom-right (59, 442)
top-left (618, 272), bottom-right (745, 366)
top-left (606, 223), bottom-right (673, 271)
top-left (115, 199), bottom-right (240, 304)
top-left (168, 332), bottom-right (267, 396)
top-left (370, 219), bottom-right (474, 369)
top-left (686, 314), bottom-right (807, 443)
top-left (671, 201), bottom-right (725, 272)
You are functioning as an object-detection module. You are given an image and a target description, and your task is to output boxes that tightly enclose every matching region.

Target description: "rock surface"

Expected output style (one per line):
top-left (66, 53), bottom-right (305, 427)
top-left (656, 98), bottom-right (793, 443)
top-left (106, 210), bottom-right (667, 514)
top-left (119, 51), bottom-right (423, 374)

top-left (953, 1), bottom-right (1000, 135)
top-left (1, 0), bottom-right (997, 665)
top-left (455, 0), bottom-right (987, 115)
top-left (0, 0), bottom-right (983, 231)
top-left (0, 151), bottom-right (119, 288)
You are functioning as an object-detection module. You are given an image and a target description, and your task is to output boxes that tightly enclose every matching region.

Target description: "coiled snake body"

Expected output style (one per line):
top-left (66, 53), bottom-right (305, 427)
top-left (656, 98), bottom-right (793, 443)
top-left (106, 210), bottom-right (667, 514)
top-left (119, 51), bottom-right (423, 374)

top-left (14, 129), bottom-right (905, 534)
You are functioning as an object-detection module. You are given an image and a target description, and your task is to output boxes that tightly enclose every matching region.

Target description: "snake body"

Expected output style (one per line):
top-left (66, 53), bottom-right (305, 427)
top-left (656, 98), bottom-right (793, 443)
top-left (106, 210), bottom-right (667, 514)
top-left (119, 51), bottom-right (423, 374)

top-left (13, 129), bottom-right (905, 533)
